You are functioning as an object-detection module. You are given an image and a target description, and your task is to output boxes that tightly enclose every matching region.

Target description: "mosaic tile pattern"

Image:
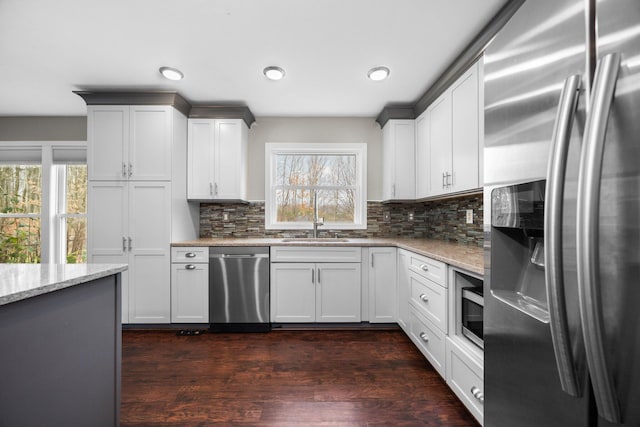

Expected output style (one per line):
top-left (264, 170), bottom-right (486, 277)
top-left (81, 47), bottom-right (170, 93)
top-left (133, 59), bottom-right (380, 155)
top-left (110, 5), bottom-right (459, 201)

top-left (200, 193), bottom-right (483, 246)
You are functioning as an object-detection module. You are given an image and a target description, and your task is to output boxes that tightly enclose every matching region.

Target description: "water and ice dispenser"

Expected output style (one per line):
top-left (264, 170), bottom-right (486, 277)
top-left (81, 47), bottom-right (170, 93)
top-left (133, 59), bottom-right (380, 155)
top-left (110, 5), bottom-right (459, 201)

top-left (490, 180), bottom-right (550, 323)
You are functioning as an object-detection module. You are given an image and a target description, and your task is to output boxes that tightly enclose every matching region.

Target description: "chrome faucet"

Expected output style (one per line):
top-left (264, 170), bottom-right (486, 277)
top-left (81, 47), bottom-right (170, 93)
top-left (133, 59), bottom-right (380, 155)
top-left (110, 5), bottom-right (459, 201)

top-left (312, 191), bottom-right (324, 238)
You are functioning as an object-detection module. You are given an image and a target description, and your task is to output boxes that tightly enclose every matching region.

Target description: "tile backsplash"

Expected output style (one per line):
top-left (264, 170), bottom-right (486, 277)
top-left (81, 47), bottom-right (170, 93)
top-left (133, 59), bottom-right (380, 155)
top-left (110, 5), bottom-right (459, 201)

top-left (200, 193), bottom-right (483, 246)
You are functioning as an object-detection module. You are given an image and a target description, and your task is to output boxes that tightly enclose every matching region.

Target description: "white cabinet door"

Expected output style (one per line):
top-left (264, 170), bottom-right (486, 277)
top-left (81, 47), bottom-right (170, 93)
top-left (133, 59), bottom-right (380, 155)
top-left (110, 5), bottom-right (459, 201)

top-left (446, 338), bottom-right (484, 424)
top-left (451, 63), bottom-right (480, 193)
top-left (415, 110), bottom-right (430, 199)
top-left (88, 106), bottom-right (129, 181)
top-left (128, 182), bottom-right (171, 324)
top-left (215, 119), bottom-right (247, 200)
top-left (129, 106), bottom-right (172, 181)
top-left (171, 263), bottom-right (209, 323)
top-left (88, 106), bottom-right (172, 182)
top-left (87, 181), bottom-right (129, 323)
top-left (270, 263), bottom-right (316, 322)
top-left (87, 181), bottom-right (128, 258)
top-left (316, 263), bottom-right (361, 322)
top-left (397, 249), bottom-right (411, 331)
top-left (368, 247), bottom-right (397, 323)
top-left (187, 118), bottom-right (247, 201)
top-left (382, 120), bottom-right (415, 200)
top-left (428, 93), bottom-right (452, 197)
top-left (409, 306), bottom-right (447, 377)
top-left (187, 119), bottom-right (215, 199)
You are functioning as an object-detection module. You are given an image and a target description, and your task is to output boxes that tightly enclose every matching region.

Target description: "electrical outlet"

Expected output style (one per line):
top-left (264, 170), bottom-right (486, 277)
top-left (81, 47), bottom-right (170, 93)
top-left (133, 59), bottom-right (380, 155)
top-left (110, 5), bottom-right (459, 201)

top-left (223, 212), bottom-right (230, 221)
top-left (408, 212), bottom-right (415, 222)
top-left (383, 211), bottom-right (391, 222)
top-left (466, 209), bottom-right (473, 224)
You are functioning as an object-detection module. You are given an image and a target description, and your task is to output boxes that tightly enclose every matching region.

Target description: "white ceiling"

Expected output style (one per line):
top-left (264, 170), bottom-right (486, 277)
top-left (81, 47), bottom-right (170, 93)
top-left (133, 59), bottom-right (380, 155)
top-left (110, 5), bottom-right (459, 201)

top-left (0, 0), bottom-right (508, 117)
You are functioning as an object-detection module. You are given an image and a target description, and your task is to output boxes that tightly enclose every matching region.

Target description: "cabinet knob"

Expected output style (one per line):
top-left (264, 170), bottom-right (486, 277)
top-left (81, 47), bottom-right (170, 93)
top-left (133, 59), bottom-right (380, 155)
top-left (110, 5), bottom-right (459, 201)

top-left (185, 264), bottom-right (196, 270)
top-left (420, 264), bottom-right (429, 272)
top-left (419, 332), bottom-right (429, 343)
top-left (471, 386), bottom-right (484, 403)
top-left (185, 252), bottom-right (196, 258)
top-left (419, 293), bottom-right (429, 303)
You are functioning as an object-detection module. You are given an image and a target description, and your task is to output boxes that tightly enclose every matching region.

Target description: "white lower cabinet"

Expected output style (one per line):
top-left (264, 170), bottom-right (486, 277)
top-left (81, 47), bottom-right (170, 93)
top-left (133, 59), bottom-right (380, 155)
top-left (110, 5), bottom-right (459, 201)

top-left (368, 247), bottom-right (397, 323)
top-left (409, 306), bottom-right (446, 377)
top-left (270, 262), bottom-right (361, 323)
top-left (398, 248), bottom-right (484, 424)
top-left (446, 337), bottom-right (484, 424)
top-left (171, 247), bottom-right (209, 323)
top-left (409, 270), bottom-right (447, 333)
top-left (88, 180), bottom-right (171, 324)
top-left (396, 249), bottom-right (411, 331)
top-left (270, 246), bottom-right (362, 323)
top-left (316, 263), bottom-right (361, 322)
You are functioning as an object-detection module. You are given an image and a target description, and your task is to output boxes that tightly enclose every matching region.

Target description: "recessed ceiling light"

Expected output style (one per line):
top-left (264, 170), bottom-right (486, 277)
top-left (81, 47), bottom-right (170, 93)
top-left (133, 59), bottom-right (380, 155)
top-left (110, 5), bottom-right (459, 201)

top-left (159, 66), bottom-right (184, 81)
top-left (263, 66), bottom-right (285, 81)
top-left (368, 66), bottom-right (390, 81)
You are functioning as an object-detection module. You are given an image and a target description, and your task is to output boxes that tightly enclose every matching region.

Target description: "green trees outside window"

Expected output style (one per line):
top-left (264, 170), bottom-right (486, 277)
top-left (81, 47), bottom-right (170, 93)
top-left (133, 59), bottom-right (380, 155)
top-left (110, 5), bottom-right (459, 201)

top-left (0, 163), bottom-right (87, 264)
top-left (0, 165), bottom-right (42, 263)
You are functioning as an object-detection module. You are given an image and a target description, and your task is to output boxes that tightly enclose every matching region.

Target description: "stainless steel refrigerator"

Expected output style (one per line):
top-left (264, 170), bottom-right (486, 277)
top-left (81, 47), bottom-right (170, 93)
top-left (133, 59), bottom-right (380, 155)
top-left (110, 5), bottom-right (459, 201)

top-left (484, 0), bottom-right (640, 425)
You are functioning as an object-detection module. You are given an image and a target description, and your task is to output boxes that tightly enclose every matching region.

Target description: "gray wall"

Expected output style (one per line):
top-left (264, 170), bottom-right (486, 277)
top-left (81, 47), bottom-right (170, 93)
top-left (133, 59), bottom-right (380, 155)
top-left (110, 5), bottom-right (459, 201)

top-left (247, 117), bottom-right (383, 201)
top-left (0, 117), bottom-right (87, 141)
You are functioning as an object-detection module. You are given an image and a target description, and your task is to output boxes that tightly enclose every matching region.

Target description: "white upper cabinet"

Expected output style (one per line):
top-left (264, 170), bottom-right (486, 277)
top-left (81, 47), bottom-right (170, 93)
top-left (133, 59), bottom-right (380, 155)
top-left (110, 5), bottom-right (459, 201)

top-left (88, 105), bottom-right (172, 181)
top-left (382, 119), bottom-right (415, 201)
top-left (428, 93), bottom-right (453, 197)
top-left (187, 118), bottom-right (247, 201)
top-left (450, 62), bottom-right (480, 193)
top-left (422, 59), bottom-right (482, 198)
top-left (415, 110), bottom-right (430, 199)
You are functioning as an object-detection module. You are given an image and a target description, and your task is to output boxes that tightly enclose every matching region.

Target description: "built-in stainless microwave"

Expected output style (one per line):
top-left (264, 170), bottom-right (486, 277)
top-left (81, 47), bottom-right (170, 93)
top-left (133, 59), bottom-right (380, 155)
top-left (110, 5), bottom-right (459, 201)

top-left (461, 287), bottom-right (484, 349)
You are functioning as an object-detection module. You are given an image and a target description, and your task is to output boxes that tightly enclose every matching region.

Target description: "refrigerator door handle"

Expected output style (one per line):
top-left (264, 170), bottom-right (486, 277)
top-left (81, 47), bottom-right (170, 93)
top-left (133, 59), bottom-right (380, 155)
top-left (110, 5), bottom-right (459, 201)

top-left (577, 52), bottom-right (621, 424)
top-left (545, 74), bottom-right (582, 397)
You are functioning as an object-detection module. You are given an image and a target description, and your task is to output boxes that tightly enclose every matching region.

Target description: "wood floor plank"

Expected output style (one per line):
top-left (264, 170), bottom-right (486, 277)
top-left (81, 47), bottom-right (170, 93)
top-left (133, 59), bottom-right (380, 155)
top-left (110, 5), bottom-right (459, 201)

top-left (121, 329), bottom-right (479, 426)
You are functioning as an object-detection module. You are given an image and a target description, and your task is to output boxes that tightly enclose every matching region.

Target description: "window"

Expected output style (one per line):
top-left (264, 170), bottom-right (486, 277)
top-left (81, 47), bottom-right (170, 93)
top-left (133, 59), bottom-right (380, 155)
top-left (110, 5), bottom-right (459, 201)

top-left (265, 143), bottom-right (367, 230)
top-left (55, 164), bottom-right (87, 263)
top-left (0, 164), bottom-right (42, 262)
top-left (0, 142), bottom-right (87, 264)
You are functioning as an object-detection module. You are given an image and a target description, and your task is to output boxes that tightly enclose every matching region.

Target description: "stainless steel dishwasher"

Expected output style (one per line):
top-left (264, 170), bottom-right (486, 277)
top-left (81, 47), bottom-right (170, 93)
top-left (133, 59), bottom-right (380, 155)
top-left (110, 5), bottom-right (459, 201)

top-left (209, 247), bottom-right (270, 332)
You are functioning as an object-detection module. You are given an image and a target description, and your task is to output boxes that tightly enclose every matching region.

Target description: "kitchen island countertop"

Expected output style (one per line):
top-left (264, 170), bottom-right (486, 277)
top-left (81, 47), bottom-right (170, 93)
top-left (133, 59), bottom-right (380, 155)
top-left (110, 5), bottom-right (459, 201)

top-left (0, 263), bottom-right (128, 306)
top-left (173, 238), bottom-right (483, 275)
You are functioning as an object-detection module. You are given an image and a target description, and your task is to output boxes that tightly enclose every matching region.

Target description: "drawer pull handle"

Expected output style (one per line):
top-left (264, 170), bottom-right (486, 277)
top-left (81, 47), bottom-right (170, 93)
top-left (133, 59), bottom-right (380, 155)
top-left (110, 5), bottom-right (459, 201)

top-left (471, 386), bottom-right (484, 403)
top-left (419, 332), bottom-right (429, 343)
top-left (185, 252), bottom-right (196, 258)
top-left (420, 264), bottom-right (429, 272)
top-left (185, 264), bottom-right (196, 270)
top-left (419, 293), bottom-right (429, 303)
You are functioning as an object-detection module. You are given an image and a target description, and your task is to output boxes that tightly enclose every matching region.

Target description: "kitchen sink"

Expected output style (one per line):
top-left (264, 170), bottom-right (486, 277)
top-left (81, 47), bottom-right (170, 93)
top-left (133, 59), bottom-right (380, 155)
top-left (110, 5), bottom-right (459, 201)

top-left (280, 238), bottom-right (350, 243)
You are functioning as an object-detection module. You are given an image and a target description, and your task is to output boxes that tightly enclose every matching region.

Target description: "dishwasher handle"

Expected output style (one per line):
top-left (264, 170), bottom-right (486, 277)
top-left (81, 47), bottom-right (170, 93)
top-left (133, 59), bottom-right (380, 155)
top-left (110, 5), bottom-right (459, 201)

top-left (210, 253), bottom-right (269, 259)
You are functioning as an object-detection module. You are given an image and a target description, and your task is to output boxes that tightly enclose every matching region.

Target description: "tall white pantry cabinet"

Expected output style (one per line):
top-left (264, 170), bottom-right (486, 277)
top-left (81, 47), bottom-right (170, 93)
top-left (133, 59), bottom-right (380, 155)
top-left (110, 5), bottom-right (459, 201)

top-left (87, 104), bottom-right (198, 324)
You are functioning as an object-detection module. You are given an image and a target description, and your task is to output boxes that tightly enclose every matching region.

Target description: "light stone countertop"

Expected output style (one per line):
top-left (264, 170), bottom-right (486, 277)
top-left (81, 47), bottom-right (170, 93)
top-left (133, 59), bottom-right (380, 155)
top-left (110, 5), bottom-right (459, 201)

top-left (173, 237), bottom-right (484, 275)
top-left (0, 263), bottom-right (128, 306)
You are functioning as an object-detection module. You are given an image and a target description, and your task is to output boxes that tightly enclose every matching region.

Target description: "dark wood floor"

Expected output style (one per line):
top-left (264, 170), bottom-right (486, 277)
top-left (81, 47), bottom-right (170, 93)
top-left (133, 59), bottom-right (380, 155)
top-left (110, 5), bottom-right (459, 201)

top-left (121, 329), bottom-right (479, 426)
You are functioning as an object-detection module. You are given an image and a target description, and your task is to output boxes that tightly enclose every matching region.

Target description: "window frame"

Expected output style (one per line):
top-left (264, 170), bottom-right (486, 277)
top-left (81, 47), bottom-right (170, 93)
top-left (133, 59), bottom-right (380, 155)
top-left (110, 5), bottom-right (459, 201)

top-left (265, 143), bottom-right (367, 230)
top-left (0, 141), bottom-right (87, 263)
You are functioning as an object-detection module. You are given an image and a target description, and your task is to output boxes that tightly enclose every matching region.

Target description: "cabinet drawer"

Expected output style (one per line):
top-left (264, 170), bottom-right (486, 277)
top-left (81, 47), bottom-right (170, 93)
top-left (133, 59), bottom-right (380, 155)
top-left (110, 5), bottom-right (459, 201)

top-left (409, 307), bottom-right (446, 377)
top-left (408, 252), bottom-right (446, 286)
top-left (409, 272), bottom-right (447, 333)
top-left (270, 246), bottom-right (361, 263)
top-left (446, 338), bottom-right (484, 424)
top-left (171, 247), bottom-right (209, 263)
